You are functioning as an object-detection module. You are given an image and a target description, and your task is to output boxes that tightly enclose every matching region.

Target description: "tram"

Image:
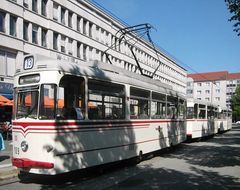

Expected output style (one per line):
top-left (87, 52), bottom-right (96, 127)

top-left (186, 98), bottom-right (219, 140)
top-left (215, 107), bottom-right (232, 133)
top-left (12, 54), bottom-right (187, 174)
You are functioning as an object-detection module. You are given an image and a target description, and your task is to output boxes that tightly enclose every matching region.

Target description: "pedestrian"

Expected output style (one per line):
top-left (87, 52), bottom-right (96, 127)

top-left (0, 131), bottom-right (5, 151)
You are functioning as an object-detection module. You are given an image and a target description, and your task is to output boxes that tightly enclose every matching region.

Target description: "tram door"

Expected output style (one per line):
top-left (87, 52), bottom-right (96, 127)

top-left (58, 76), bottom-right (85, 120)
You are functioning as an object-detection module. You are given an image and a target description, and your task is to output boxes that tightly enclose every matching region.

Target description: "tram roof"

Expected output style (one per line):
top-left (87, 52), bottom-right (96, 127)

top-left (16, 54), bottom-right (184, 98)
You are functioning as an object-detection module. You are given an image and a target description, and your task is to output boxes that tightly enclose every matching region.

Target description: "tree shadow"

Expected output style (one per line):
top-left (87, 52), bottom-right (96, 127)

top-left (162, 128), bottom-right (240, 168)
top-left (110, 166), bottom-right (240, 190)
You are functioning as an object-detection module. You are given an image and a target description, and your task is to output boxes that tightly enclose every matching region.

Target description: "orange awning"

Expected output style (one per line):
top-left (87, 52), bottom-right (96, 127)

top-left (25, 95), bottom-right (64, 108)
top-left (0, 95), bottom-right (13, 106)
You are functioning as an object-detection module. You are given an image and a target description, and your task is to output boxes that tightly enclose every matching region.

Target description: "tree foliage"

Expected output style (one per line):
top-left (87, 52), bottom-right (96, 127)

top-left (232, 86), bottom-right (240, 121)
top-left (225, 0), bottom-right (240, 36)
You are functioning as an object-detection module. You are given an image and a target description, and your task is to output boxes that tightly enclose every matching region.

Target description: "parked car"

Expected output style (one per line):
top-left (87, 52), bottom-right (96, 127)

top-left (236, 121), bottom-right (240, 124)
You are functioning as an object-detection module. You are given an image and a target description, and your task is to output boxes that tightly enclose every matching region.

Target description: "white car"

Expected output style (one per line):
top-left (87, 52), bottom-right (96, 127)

top-left (236, 121), bottom-right (240, 124)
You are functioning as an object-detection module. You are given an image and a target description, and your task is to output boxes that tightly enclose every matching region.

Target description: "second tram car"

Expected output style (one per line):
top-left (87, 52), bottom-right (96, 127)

top-left (12, 54), bottom-right (187, 175)
top-left (216, 107), bottom-right (232, 133)
top-left (186, 99), bottom-right (219, 140)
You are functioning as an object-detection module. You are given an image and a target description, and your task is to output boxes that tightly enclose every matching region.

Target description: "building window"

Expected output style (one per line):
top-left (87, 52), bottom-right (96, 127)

top-left (83, 19), bottom-right (87, 35)
top-left (23, 21), bottom-right (29, 41)
top-left (216, 89), bottom-right (220, 93)
top-left (89, 47), bottom-right (93, 60)
top-left (32, 0), bottom-right (38, 13)
top-left (41, 0), bottom-right (47, 16)
top-left (187, 89), bottom-right (193, 94)
top-left (61, 35), bottom-right (66, 53)
top-left (42, 28), bottom-right (47, 47)
top-left (77, 42), bottom-right (81, 58)
top-left (215, 81), bottom-right (220, 86)
top-left (53, 3), bottom-right (58, 21)
top-left (68, 38), bottom-right (73, 55)
top-left (215, 97), bottom-right (220, 101)
top-left (89, 23), bottom-right (92, 38)
top-left (32, 24), bottom-right (38, 44)
top-left (0, 11), bottom-right (5, 33)
top-left (187, 82), bottom-right (193, 87)
top-left (77, 16), bottom-right (81, 31)
top-left (23, 0), bottom-right (29, 8)
top-left (206, 82), bottom-right (210, 86)
top-left (68, 11), bottom-right (73, 28)
top-left (61, 7), bottom-right (66, 25)
top-left (96, 26), bottom-right (99, 41)
top-left (53, 32), bottom-right (58, 50)
top-left (197, 82), bottom-right (202, 86)
top-left (205, 97), bottom-right (210, 101)
top-left (205, 90), bottom-right (210, 94)
top-left (0, 50), bottom-right (16, 77)
top-left (10, 15), bottom-right (17, 37)
top-left (83, 44), bottom-right (87, 60)
top-left (197, 90), bottom-right (202, 95)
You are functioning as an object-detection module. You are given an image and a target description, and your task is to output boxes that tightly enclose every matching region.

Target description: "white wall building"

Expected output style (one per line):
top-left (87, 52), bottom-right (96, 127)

top-left (187, 71), bottom-right (240, 109)
top-left (0, 0), bottom-right (187, 99)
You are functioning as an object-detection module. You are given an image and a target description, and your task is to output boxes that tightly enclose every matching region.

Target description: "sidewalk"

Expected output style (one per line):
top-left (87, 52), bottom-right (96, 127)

top-left (0, 140), bottom-right (19, 180)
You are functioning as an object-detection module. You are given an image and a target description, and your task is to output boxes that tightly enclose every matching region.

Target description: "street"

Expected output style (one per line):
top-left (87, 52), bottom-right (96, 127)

top-left (0, 125), bottom-right (240, 190)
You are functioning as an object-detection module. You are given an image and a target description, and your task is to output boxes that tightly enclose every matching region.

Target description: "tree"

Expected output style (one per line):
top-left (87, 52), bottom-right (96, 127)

top-left (225, 0), bottom-right (240, 36)
top-left (231, 86), bottom-right (240, 121)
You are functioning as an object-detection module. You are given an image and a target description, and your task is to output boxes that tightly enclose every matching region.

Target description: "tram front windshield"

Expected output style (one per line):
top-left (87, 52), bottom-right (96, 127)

top-left (15, 86), bottom-right (39, 119)
top-left (14, 77), bottom-right (85, 120)
top-left (14, 84), bottom-right (58, 120)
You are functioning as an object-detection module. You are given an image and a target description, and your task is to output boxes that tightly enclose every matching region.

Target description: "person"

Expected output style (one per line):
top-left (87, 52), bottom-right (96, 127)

top-left (0, 132), bottom-right (5, 151)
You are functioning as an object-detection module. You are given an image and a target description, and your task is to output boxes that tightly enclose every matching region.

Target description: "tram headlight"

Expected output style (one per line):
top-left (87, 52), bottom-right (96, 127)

top-left (21, 141), bottom-right (29, 152)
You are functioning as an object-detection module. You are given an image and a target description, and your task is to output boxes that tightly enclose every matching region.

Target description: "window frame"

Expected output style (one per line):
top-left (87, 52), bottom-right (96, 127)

top-left (88, 79), bottom-right (125, 120)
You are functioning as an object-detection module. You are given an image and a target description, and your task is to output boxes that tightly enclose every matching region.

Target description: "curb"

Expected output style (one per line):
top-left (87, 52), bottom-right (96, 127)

top-left (0, 166), bottom-right (19, 181)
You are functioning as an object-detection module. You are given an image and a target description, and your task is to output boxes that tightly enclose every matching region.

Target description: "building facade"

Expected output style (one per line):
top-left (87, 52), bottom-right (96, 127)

top-left (0, 0), bottom-right (187, 99)
top-left (187, 71), bottom-right (240, 109)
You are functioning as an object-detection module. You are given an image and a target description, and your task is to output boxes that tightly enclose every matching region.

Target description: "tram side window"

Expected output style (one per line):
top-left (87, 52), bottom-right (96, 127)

top-left (88, 80), bottom-right (125, 120)
top-left (207, 106), bottom-right (213, 119)
top-left (178, 99), bottom-right (186, 119)
top-left (57, 75), bottom-right (85, 120)
top-left (222, 110), bottom-right (227, 119)
top-left (166, 96), bottom-right (178, 119)
top-left (130, 87), bottom-right (150, 119)
top-left (187, 107), bottom-right (194, 119)
top-left (214, 107), bottom-right (218, 119)
top-left (199, 104), bottom-right (206, 119)
top-left (194, 104), bottom-right (198, 118)
top-left (39, 84), bottom-right (57, 120)
top-left (151, 92), bottom-right (166, 119)
top-left (187, 103), bottom-right (198, 119)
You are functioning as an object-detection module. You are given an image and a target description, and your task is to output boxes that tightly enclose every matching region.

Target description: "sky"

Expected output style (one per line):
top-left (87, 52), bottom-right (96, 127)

top-left (91, 0), bottom-right (240, 74)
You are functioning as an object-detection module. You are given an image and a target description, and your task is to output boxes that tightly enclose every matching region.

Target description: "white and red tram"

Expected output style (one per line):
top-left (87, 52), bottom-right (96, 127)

top-left (215, 107), bottom-right (232, 133)
top-left (186, 99), bottom-right (219, 140)
top-left (12, 54), bottom-right (187, 174)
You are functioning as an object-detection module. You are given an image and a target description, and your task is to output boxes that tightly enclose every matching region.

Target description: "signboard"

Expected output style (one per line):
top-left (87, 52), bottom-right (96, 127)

top-left (23, 56), bottom-right (34, 70)
top-left (0, 82), bottom-right (13, 94)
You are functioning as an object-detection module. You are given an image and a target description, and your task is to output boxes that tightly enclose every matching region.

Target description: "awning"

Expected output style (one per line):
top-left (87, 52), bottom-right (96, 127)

top-left (0, 95), bottom-right (13, 106)
top-left (0, 82), bottom-right (13, 100)
top-left (0, 93), bottom-right (13, 100)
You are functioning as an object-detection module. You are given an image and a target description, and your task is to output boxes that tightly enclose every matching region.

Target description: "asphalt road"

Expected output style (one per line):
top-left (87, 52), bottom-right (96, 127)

top-left (0, 125), bottom-right (240, 190)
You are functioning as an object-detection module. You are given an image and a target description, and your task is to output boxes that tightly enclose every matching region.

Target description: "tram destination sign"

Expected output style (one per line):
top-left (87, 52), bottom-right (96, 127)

top-left (24, 56), bottom-right (34, 70)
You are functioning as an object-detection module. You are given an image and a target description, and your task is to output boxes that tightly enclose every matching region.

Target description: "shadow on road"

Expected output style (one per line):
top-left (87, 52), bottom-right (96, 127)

top-left (108, 166), bottom-right (240, 190)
